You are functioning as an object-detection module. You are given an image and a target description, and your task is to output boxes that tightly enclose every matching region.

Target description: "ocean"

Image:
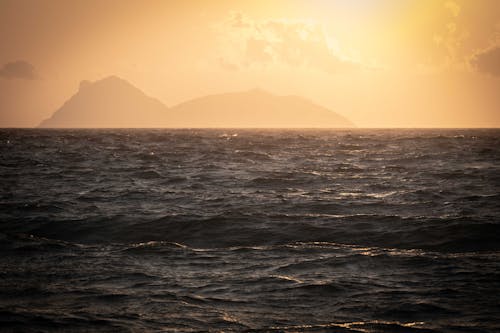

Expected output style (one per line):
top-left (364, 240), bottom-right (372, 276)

top-left (1, 129), bottom-right (499, 332)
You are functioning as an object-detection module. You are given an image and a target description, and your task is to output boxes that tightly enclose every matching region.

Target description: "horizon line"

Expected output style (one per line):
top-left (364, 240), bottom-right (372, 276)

top-left (2, 127), bottom-right (500, 130)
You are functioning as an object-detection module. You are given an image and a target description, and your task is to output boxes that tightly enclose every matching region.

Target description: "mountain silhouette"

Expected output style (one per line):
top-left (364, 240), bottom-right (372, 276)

top-left (39, 76), bottom-right (354, 128)
top-left (168, 89), bottom-right (353, 128)
top-left (39, 76), bottom-right (169, 128)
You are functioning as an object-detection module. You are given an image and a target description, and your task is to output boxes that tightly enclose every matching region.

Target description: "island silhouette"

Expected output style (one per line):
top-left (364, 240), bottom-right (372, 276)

top-left (39, 76), bottom-right (354, 128)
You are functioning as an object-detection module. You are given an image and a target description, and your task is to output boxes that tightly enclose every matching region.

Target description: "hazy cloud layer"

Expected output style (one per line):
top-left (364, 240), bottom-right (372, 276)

top-left (472, 45), bottom-right (500, 77)
top-left (0, 60), bottom-right (37, 80)
top-left (433, 1), bottom-right (468, 66)
top-left (217, 12), bottom-right (360, 73)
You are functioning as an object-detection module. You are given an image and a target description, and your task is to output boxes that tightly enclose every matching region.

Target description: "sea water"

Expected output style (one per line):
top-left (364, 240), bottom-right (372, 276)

top-left (1, 129), bottom-right (499, 332)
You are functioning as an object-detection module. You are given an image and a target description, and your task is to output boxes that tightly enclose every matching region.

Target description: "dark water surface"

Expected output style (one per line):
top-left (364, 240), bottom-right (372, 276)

top-left (1, 129), bottom-right (499, 332)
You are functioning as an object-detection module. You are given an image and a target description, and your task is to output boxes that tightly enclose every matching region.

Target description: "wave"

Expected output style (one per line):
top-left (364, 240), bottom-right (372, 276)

top-left (3, 214), bottom-right (500, 253)
top-left (1, 129), bottom-right (500, 332)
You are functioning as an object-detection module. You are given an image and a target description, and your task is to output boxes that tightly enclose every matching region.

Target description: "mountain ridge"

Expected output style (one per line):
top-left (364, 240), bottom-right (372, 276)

top-left (39, 76), bottom-right (354, 128)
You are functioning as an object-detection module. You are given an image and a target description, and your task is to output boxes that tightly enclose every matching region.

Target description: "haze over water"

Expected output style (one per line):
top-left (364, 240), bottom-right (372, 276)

top-left (1, 129), bottom-right (499, 332)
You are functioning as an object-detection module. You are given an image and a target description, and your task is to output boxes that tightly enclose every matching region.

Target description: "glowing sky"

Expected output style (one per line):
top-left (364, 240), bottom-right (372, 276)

top-left (1, 0), bottom-right (499, 127)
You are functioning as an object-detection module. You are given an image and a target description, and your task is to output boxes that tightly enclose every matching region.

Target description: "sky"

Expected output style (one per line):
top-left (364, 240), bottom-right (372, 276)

top-left (0, 0), bottom-right (499, 128)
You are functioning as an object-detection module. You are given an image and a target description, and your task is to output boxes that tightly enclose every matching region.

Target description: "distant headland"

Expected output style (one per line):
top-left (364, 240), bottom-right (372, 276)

top-left (39, 76), bottom-right (354, 128)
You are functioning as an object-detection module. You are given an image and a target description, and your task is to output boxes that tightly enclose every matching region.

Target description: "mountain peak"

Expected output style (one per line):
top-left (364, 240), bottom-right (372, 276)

top-left (96, 75), bottom-right (128, 85)
top-left (39, 76), bottom-right (169, 128)
top-left (169, 89), bottom-right (354, 128)
top-left (79, 80), bottom-right (92, 91)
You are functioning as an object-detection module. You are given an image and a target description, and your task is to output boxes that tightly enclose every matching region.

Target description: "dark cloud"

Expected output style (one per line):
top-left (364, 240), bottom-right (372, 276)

top-left (0, 60), bottom-right (37, 80)
top-left (471, 45), bottom-right (500, 77)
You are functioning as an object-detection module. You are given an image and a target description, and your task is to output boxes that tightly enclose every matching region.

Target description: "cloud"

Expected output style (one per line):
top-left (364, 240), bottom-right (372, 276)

top-left (433, 1), bottom-right (468, 66)
top-left (445, 1), bottom-right (461, 17)
top-left (216, 12), bottom-right (361, 74)
top-left (0, 60), bottom-right (37, 80)
top-left (471, 44), bottom-right (500, 77)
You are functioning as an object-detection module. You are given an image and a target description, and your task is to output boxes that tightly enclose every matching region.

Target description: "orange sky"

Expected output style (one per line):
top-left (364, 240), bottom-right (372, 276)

top-left (0, 0), bottom-right (499, 127)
